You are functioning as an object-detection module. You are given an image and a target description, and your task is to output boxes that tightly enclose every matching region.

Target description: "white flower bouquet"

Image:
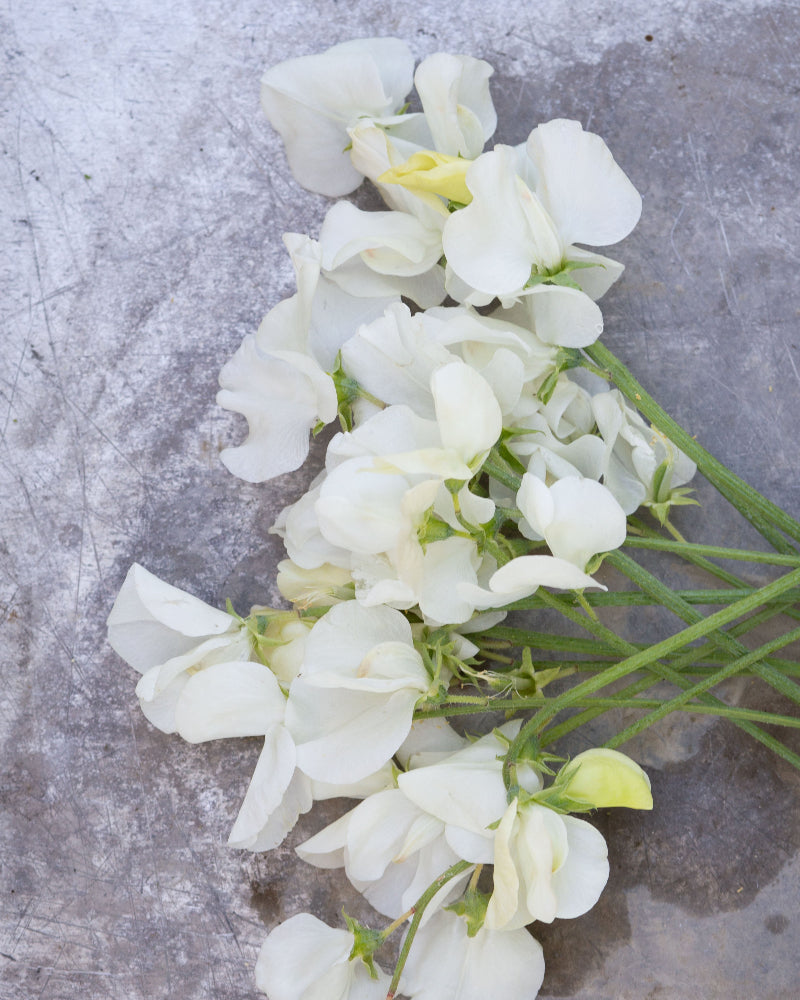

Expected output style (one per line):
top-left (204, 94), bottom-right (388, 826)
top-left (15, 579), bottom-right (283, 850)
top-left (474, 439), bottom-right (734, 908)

top-left (107, 37), bottom-right (800, 999)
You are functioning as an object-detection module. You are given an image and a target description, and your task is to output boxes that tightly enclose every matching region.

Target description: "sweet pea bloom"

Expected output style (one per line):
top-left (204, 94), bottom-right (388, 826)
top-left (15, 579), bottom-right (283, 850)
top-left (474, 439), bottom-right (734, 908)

top-left (286, 601), bottom-right (435, 784)
top-left (516, 473), bottom-right (628, 570)
top-left (400, 910), bottom-right (545, 1000)
top-left (443, 119), bottom-right (642, 303)
top-left (217, 233), bottom-right (397, 483)
top-left (255, 913), bottom-right (389, 1000)
top-left (485, 798), bottom-right (610, 930)
top-left (260, 38), bottom-right (414, 196)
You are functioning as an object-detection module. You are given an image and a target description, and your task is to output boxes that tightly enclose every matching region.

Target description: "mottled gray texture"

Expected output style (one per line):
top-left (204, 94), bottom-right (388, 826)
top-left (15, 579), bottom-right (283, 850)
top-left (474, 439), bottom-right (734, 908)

top-left (2, 1), bottom-right (799, 998)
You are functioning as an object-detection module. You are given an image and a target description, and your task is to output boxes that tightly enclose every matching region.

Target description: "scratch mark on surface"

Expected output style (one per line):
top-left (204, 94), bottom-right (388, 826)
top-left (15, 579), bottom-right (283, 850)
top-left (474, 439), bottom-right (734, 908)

top-left (127, 711), bottom-right (174, 992)
top-left (670, 203), bottom-right (690, 277)
top-left (783, 341), bottom-right (800, 387)
top-left (1, 339), bottom-right (30, 438)
top-left (717, 217), bottom-right (732, 258)
top-left (718, 267), bottom-right (740, 320)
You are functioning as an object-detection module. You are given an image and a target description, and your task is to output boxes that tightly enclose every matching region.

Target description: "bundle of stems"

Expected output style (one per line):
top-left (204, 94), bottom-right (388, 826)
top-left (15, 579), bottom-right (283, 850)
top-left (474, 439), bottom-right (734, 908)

top-left (419, 342), bottom-right (800, 771)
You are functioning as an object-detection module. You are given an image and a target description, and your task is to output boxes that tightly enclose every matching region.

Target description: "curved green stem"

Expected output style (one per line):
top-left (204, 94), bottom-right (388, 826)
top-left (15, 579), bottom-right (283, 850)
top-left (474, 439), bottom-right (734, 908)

top-left (385, 861), bottom-right (472, 999)
top-left (585, 341), bottom-right (800, 553)
top-left (503, 568), bottom-right (800, 776)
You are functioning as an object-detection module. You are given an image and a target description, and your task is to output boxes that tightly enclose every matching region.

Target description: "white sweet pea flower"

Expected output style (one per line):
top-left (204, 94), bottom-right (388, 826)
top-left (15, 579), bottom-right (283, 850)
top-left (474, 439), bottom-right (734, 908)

top-left (505, 371), bottom-right (596, 455)
top-left (431, 304), bottom-right (558, 405)
top-left (319, 201), bottom-right (447, 309)
top-left (516, 474), bottom-right (628, 570)
top-left (315, 364), bottom-right (501, 559)
top-left (108, 565), bottom-right (323, 850)
top-left (443, 119), bottom-right (641, 301)
top-left (296, 726), bottom-right (522, 920)
top-left (286, 602), bottom-right (435, 784)
top-left (485, 798), bottom-right (609, 930)
top-left (296, 786), bottom-right (466, 921)
top-left (218, 234), bottom-right (396, 483)
top-left (413, 52), bottom-right (497, 158)
top-left (456, 554), bottom-right (603, 613)
top-left (592, 388), bottom-right (698, 516)
top-left (260, 37), bottom-right (414, 196)
top-left (400, 909), bottom-right (545, 1000)
top-left (340, 302), bottom-right (456, 420)
top-left (397, 724), bottom-right (525, 863)
top-left (107, 563), bottom-right (243, 672)
top-left (348, 481), bottom-right (490, 625)
top-left (107, 563), bottom-right (254, 733)
top-left (255, 913), bottom-right (389, 1000)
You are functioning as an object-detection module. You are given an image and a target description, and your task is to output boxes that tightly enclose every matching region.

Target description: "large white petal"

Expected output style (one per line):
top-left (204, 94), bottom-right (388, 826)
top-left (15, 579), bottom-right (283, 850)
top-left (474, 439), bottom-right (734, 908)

top-left (301, 601), bottom-right (414, 677)
top-left (289, 683), bottom-right (419, 783)
top-left (174, 661), bottom-right (286, 743)
top-left (401, 911), bottom-right (545, 1000)
top-left (345, 790), bottom-right (435, 881)
top-left (516, 473), bottom-right (554, 539)
top-left (534, 476), bottom-right (628, 569)
top-left (320, 201), bottom-right (443, 277)
top-left (415, 536), bottom-right (483, 625)
top-left (458, 554), bottom-right (603, 610)
top-left (227, 727), bottom-right (312, 851)
top-left (414, 53), bottom-right (496, 158)
top-left (260, 38), bottom-right (414, 197)
top-left (217, 338), bottom-right (335, 483)
top-left (295, 809), bottom-right (353, 869)
top-left (431, 362), bottom-right (502, 462)
top-left (484, 800), bottom-right (521, 929)
top-left (107, 564), bottom-right (235, 672)
top-left (527, 118), bottom-right (642, 248)
top-left (310, 764), bottom-right (395, 802)
top-left (552, 815), bottom-right (609, 918)
top-left (315, 456), bottom-right (411, 554)
top-left (518, 283), bottom-right (604, 347)
top-left (444, 146), bottom-right (560, 295)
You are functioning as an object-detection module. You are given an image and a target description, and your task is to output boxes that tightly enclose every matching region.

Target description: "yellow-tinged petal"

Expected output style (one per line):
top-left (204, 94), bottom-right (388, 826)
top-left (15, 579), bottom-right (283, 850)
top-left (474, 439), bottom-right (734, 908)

top-left (378, 151), bottom-right (473, 204)
top-left (557, 748), bottom-right (653, 810)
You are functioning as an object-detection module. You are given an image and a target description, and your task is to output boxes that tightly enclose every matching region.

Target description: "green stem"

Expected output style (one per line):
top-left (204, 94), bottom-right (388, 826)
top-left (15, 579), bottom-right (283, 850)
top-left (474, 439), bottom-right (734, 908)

top-left (417, 694), bottom-right (800, 727)
top-left (540, 602), bottom-right (800, 744)
top-left (385, 861), bottom-right (472, 1000)
top-left (585, 341), bottom-right (800, 553)
top-left (624, 537), bottom-right (800, 566)
top-left (607, 550), bottom-right (800, 708)
top-left (504, 588), bottom-right (800, 610)
top-left (605, 623), bottom-right (800, 748)
top-left (483, 453), bottom-right (522, 492)
top-left (504, 568), bottom-right (800, 771)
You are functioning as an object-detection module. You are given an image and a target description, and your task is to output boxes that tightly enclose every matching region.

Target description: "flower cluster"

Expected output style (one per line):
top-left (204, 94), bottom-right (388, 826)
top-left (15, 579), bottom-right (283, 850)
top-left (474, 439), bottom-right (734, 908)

top-left (106, 36), bottom-right (714, 1000)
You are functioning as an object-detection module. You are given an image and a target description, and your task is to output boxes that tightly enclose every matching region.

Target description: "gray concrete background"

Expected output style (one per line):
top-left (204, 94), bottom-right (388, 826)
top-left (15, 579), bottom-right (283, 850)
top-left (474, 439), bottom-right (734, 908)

top-left (2, 1), bottom-right (799, 997)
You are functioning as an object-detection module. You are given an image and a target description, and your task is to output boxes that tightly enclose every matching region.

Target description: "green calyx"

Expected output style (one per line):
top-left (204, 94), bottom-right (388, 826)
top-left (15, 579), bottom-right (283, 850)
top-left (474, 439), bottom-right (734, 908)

top-left (446, 888), bottom-right (491, 938)
top-left (343, 912), bottom-right (384, 980)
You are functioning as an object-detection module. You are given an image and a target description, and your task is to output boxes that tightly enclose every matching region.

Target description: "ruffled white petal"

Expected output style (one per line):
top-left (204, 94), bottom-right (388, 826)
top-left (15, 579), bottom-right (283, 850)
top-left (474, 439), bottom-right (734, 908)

top-left (174, 661), bottom-right (286, 743)
top-left (260, 38), bottom-right (414, 197)
top-left (526, 118), bottom-right (642, 248)
top-left (414, 53), bottom-right (496, 158)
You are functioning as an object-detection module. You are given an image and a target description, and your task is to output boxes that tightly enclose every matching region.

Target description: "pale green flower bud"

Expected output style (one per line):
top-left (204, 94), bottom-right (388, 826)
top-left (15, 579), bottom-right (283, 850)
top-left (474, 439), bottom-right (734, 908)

top-left (553, 748), bottom-right (653, 810)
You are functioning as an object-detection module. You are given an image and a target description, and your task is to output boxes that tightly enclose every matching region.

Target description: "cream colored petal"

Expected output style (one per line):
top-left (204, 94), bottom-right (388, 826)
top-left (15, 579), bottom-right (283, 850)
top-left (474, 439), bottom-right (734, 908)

top-left (527, 118), bottom-right (642, 248)
top-left (174, 661), bottom-right (286, 743)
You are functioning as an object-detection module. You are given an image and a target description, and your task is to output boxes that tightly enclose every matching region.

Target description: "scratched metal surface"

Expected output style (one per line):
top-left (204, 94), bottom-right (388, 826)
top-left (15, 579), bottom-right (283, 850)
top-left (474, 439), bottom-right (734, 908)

top-left (2, 1), bottom-right (799, 997)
